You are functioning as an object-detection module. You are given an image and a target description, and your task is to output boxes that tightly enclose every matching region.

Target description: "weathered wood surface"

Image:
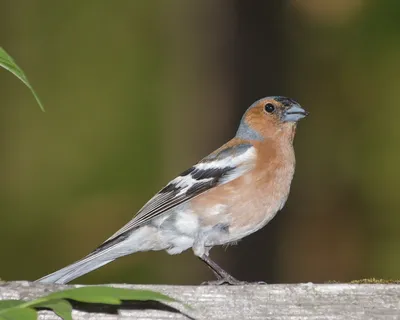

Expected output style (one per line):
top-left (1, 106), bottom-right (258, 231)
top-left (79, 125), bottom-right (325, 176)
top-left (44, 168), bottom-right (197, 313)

top-left (0, 281), bottom-right (399, 319)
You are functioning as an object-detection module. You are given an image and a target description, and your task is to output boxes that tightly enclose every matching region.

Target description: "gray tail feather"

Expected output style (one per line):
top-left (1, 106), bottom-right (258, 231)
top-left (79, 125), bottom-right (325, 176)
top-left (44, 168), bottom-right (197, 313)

top-left (36, 227), bottom-right (134, 284)
top-left (36, 225), bottom-right (148, 284)
top-left (36, 258), bottom-right (114, 284)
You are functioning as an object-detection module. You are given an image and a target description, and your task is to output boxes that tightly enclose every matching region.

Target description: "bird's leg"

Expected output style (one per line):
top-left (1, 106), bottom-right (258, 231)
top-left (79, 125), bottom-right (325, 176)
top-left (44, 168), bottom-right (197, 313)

top-left (199, 254), bottom-right (247, 285)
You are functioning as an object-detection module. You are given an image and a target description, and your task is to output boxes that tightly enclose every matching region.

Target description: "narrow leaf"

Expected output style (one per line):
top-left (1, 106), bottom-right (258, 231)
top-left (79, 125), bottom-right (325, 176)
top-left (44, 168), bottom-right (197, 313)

top-left (33, 299), bottom-right (73, 320)
top-left (0, 308), bottom-right (37, 320)
top-left (0, 300), bottom-right (24, 311)
top-left (0, 47), bottom-right (45, 112)
top-left (45, 286), bottom-right (176, 305)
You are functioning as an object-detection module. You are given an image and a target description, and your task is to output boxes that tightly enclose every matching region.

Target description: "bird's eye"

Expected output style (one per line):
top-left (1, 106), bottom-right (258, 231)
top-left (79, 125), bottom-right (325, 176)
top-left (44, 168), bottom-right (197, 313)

top-left (264, 103), bottom-right (275, 113)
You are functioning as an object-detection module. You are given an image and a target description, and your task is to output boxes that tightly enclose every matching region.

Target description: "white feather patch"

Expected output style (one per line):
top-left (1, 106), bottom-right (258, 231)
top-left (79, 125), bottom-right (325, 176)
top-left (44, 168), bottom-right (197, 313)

top-left (195, 146), bottom-right (256, 171)
top-left (170, 175), bottom-right (214, 196)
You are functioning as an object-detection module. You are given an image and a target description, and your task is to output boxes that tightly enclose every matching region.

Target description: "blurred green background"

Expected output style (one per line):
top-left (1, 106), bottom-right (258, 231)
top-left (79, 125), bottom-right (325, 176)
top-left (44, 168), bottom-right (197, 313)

top-left (1, 0), bottom-right (399, 285)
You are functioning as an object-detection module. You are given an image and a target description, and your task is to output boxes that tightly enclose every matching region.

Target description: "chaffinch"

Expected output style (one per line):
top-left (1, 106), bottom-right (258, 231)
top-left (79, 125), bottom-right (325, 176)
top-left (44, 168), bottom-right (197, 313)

top-left (37, 96), bottom-right (308, 285)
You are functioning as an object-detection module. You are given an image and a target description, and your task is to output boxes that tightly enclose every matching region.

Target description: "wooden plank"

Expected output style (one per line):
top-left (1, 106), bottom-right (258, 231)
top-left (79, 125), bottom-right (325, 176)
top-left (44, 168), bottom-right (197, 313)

top-left (0, 281), bottom-right (399, 319)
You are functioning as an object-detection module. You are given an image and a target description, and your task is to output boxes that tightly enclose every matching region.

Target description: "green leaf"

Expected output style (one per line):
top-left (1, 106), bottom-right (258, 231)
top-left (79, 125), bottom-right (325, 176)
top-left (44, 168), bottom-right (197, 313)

top-left (0, 301), bottom-right (24, 310)
top-left (45, 286), bottom-right (176, 305)
top-left (0, 47), bottom-right (45, 112)
top-left (33, 299), bottom-right (73, 320)
top-left (0, 308), bottom-right (37, 320)
top-left (0, 286), bottom-right (184, 320)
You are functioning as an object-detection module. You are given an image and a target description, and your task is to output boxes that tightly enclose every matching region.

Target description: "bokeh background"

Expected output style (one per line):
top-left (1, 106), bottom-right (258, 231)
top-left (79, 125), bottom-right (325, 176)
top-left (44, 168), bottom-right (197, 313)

top-left (1, 0), bottom-right (399, 285)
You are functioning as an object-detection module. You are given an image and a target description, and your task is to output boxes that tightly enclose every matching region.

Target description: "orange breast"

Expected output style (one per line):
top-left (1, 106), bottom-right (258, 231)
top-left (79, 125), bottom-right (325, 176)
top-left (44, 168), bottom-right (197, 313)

top-left (191, 137), bottom-right (295, 240)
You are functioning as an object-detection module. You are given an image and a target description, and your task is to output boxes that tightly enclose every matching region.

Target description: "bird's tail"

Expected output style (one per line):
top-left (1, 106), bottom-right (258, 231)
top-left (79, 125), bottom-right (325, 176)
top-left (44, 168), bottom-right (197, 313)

top-left (36, 225), bottom-right (160, 284)
top-left (37, 231), bottom-right (130, 284)
top-left (36, 257), bottom-right (114, 284)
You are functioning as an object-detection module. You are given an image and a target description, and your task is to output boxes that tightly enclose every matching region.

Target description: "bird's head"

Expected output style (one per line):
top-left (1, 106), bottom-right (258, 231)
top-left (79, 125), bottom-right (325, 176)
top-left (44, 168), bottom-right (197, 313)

top-left (236, 96), bottom-right (308, 141)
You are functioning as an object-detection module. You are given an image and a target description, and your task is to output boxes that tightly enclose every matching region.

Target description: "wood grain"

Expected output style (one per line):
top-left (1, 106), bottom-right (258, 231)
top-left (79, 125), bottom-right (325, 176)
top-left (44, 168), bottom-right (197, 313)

top-left (0, 281), bottom-right (399, 319)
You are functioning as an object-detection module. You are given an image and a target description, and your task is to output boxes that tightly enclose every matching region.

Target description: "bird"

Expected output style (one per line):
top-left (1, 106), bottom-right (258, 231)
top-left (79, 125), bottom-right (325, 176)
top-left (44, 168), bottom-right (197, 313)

top-left (37, 96), bottom-right (308, 285)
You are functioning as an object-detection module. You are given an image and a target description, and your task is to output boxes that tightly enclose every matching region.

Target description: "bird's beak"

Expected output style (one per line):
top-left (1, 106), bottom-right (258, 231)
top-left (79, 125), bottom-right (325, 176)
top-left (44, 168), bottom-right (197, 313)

top-left (282, 105), bottom-right (309, 122)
